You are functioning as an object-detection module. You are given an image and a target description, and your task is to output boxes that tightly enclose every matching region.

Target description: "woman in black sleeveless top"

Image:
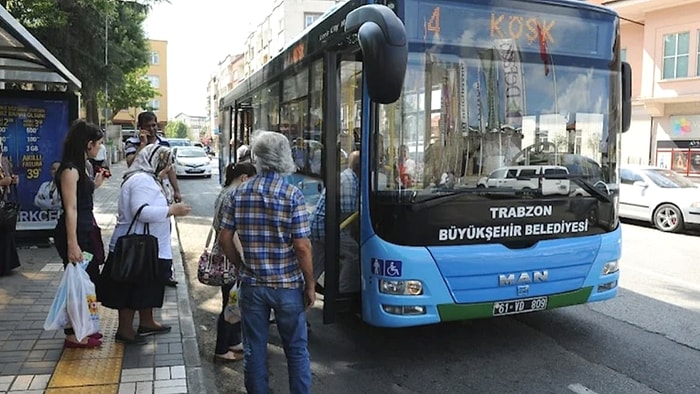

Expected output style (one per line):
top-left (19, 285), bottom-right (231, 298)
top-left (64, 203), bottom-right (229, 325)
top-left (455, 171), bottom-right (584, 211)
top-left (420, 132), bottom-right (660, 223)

top-left (54, 120), bottom-right (106, 348)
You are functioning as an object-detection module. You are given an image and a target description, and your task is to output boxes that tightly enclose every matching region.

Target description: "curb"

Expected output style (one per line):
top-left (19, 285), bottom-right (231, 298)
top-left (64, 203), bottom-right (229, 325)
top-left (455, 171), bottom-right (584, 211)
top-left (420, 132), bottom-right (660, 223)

top-left (171, 216), bottom-right (213, 394)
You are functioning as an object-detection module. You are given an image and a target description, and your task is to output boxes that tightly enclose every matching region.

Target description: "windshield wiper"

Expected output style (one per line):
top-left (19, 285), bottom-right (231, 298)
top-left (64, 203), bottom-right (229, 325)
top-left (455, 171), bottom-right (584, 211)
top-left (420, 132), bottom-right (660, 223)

top-left (408, 188), bottom-right (528, 211)
top-left (542, 174), bottom-right (613, 203)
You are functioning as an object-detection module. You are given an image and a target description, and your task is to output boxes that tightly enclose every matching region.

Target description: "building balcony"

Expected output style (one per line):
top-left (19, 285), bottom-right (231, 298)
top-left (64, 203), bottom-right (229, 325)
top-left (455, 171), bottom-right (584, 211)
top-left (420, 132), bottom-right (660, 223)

top-left (603, 0), bottom-right (700, 21)
top-left (639, 94), bottom-right (700, 116)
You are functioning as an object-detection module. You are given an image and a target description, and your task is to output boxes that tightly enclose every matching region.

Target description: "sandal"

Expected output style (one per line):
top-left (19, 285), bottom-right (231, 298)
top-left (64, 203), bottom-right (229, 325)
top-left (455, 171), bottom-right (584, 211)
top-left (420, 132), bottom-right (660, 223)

top-left (213, 350), bottom-right (242, 363)
top-left (229, 343), bottom-right (244, 353)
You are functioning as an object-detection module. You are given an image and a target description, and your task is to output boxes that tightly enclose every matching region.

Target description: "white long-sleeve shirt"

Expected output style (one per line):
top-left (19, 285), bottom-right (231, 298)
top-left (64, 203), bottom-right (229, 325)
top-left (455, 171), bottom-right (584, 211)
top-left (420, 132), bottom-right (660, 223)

top-left (34, 180), bottom-right (62, 210)
top-left (108, 172), bottom-right (172, 259)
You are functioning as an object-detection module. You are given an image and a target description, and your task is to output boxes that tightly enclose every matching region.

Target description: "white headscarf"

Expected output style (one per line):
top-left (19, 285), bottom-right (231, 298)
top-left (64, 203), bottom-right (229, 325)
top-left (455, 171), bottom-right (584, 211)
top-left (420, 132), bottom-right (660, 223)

top-left (123, 144), bottom-right (172, 199)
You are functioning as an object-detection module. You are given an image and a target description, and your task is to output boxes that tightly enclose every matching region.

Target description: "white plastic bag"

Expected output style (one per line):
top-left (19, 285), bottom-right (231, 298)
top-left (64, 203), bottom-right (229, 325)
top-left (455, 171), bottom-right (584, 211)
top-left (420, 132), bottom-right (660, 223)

top-left (65, 261), bottom-right (100, 342)
top-left (43, 266), bottom-right (70, 331)
top-left (223, 281), bottom-right (241, 324)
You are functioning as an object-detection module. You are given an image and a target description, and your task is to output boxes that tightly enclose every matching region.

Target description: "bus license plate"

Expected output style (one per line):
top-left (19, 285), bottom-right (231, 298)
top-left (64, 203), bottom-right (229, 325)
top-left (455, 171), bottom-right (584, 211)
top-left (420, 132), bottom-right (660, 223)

top-left (493, 296), bottom-right (548, 316)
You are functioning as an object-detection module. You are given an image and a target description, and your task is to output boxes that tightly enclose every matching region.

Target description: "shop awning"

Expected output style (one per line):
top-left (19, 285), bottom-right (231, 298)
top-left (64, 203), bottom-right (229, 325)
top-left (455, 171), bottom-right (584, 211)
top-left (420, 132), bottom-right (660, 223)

top-left (0, 6), bottom-right (81, 91)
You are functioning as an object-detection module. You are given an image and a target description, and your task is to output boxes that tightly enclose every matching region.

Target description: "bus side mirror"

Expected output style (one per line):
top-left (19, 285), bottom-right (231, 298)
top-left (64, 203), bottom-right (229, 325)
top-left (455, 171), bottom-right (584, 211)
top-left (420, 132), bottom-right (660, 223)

top-left (621, 61), bottom-right (632, 132)
top-left (345, 4), bottom-right (407, 104)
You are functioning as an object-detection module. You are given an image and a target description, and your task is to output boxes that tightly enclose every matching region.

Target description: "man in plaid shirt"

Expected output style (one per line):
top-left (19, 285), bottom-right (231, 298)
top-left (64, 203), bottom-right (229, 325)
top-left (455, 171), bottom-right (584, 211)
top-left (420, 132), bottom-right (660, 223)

top-left (219, 131), bottom-right (315, 394)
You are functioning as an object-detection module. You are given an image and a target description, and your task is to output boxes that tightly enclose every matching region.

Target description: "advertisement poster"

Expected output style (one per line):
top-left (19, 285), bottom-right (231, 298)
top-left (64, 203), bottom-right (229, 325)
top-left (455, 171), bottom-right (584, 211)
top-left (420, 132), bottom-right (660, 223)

top-left (0, 92), bottom-right (77, 231)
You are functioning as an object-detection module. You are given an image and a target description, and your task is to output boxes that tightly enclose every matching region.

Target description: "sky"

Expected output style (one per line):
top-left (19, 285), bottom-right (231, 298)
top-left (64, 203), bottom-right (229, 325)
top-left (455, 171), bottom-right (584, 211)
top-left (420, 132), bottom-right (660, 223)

top-left (144, 0), bottom-right (273, 119)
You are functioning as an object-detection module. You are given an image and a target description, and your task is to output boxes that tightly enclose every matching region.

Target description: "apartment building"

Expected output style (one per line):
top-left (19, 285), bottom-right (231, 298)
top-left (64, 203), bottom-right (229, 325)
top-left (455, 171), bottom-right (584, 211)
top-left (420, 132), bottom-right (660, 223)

top-left (112, 39), bottom-right (168, 129)
top-left (206, 53), bottom-right (245, 136)
top-left (205, 0), bottom-right (337, 137)
top-left (592, 0), bottom-right (700, 177)
top-left (173, 112), bottom-right (207, 142)
top-left (243, 0), bottom-right (338, 76)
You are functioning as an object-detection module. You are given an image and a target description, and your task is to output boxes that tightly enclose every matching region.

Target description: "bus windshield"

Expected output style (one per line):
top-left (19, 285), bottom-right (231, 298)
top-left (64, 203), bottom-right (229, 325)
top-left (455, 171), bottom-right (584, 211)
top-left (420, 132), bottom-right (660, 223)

top-left (373, 1), bottom-right (620, 205)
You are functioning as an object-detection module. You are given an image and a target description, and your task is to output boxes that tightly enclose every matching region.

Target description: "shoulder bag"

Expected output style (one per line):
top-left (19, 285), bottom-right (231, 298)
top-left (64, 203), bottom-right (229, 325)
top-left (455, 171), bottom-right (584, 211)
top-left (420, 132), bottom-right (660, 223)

top-left (111, 204), bottom-right (159, 283)
top-left (197, 227), bottom-right (237, 286)
top-left (0, 184), bottom-right (20, 227)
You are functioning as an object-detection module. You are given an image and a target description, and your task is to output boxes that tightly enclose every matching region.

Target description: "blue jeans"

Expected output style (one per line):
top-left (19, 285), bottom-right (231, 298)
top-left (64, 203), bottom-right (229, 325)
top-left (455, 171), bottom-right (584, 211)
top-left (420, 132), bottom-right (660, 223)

top-left (239, 284), bottom-right (310, 394)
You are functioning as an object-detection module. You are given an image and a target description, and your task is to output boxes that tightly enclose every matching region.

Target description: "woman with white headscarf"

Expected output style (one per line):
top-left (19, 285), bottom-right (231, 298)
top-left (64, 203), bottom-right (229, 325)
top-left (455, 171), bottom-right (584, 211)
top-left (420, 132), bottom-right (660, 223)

top-left (99, 144), bottom-right (191, 345)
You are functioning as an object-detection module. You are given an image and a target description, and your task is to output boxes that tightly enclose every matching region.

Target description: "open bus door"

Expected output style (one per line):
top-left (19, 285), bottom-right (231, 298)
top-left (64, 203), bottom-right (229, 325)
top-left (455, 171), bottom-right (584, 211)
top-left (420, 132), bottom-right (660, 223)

top-left (320, 51), bottom-right (363, 324)
top-left (321, 4), bottom-right (407, 324)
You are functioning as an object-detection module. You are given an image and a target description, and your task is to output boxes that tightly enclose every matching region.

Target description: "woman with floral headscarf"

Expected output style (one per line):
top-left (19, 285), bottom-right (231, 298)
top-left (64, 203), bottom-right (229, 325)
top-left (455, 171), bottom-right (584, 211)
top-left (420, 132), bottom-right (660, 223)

top-left (99, 144), bottom-right (191, 345)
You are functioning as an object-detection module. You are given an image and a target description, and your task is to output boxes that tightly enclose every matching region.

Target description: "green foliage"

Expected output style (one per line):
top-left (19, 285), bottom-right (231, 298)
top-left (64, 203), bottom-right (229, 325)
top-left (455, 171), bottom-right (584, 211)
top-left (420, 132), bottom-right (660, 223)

top-left (165, 121), bottom-right (189, 139)
top-left (5, 0), bottom-right (165, 123)
top-left (98, 66), bottom-right (160, 124)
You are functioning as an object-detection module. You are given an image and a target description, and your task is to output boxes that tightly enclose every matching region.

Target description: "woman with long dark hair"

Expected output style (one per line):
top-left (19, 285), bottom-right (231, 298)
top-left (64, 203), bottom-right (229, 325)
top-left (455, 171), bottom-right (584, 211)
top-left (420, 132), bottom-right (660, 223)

top-left (54, 119), bottom-right (106, 348)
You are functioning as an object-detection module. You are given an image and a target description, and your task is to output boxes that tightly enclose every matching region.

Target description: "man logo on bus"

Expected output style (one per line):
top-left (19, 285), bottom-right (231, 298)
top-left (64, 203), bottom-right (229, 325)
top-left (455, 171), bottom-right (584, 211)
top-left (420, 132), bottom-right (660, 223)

top-left (499, 270), bottom-right (549, 286)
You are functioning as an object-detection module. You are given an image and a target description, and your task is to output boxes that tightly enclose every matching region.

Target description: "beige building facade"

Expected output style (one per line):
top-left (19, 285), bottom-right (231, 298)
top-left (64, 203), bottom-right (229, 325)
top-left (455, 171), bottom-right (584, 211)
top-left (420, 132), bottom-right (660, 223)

top-left (593, 0), bottom-right (700, 177)
top-left (112, 39), bottom-right (168, 129)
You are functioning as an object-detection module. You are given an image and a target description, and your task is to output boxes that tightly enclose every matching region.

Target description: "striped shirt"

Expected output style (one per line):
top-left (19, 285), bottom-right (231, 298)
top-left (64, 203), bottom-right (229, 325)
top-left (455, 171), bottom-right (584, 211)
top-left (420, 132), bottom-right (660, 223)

top-left (124, 135), bottom-right (170, 157)
top-left (219, 171), bottom-right (310, 288)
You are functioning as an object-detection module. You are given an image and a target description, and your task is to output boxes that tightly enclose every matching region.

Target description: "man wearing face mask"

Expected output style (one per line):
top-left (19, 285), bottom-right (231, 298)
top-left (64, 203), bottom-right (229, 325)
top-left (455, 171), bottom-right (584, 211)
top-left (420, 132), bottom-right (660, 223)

top-left (34, 161), bottom-right (63, 211)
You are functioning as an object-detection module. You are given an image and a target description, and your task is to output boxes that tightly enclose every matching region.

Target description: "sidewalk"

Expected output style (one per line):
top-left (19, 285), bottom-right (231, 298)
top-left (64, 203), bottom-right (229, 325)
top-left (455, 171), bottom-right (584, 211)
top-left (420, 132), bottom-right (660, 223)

top-left (0, 161), bottom-right (205, 394)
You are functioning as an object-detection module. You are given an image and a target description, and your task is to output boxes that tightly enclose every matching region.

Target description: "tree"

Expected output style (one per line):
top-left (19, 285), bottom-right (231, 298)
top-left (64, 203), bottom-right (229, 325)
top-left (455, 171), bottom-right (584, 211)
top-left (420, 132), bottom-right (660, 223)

top-left (165, 121), bottom-right (189, 139)
top-left (5, 0), bottom-right (164, 124)
top-left (98, 66), bottom-right (160, 126)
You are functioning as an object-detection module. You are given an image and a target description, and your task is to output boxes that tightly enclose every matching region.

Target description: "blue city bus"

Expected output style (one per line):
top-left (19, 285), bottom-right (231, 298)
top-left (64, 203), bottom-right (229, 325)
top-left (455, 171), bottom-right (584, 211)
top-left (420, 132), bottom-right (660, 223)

top-left (219, 0), bottom-right (631, 327)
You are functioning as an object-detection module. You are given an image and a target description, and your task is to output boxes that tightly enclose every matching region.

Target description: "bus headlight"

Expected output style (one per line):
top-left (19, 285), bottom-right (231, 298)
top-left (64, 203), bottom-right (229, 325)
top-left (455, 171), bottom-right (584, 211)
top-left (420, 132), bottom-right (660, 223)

top-left (602, 260), bottom-right (619, 275)
top-left (379, 279), bottom-right (423, 295)
top-left (382, 305), bottom-right (426, 315)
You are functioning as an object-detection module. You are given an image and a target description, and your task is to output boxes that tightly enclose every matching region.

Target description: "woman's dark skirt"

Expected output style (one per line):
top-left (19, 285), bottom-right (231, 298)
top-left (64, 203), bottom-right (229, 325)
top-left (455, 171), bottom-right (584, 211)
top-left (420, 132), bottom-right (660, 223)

top-left (53, 219), bottom-right (105, 282)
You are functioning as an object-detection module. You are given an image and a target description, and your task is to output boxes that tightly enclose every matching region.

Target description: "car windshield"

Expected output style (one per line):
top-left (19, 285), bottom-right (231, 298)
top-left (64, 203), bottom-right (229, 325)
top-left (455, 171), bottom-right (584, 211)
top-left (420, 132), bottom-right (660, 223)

top-left (177, 149), bottom-right (207, 158)
top-left (643, 169), bottom-right (697, 188)
top-left (169, 139), bottom-right (190, 147)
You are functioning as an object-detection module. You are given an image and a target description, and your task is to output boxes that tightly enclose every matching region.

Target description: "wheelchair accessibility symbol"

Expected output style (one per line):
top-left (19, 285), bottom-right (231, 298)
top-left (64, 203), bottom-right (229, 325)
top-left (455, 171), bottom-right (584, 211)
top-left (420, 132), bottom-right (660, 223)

top-left (371, 258), bottom-right (402, 277)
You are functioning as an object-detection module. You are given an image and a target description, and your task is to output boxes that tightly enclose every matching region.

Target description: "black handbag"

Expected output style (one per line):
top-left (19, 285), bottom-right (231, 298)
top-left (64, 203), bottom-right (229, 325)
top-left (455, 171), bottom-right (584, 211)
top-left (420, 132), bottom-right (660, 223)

top-left (0, 185), bottom-right (19, 227)
top-left (110, 204), bottom-right (159, 283)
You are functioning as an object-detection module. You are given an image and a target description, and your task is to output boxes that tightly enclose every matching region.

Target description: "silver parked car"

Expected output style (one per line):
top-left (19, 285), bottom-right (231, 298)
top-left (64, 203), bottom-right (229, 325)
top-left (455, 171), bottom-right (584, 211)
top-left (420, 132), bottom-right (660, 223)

top-left (619, 165), bottom-right (700, 232)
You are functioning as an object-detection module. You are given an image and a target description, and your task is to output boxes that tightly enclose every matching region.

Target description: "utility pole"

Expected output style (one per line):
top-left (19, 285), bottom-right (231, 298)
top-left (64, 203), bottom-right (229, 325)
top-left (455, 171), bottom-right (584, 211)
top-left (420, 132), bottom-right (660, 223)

top-left (104, 15), bottom-right (109, 130)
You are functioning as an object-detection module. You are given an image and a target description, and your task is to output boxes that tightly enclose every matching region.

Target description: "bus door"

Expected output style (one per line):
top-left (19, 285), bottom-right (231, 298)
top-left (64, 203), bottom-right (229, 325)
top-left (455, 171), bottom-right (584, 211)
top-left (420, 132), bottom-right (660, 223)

top-left (321, 50), bottom-right (363, 324)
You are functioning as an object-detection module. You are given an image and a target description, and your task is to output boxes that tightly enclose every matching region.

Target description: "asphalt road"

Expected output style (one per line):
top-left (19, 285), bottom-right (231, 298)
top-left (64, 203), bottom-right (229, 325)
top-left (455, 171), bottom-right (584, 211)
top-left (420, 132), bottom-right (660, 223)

top-left (174, 170), bottom-right (700, 394)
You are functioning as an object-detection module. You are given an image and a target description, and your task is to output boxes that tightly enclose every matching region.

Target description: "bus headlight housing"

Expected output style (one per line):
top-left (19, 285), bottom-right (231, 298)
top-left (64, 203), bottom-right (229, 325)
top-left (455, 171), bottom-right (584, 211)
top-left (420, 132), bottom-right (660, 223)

top-left (379, 279), bottom-right (423, 295)
top-left (602, 260), bottom-right (619, 275)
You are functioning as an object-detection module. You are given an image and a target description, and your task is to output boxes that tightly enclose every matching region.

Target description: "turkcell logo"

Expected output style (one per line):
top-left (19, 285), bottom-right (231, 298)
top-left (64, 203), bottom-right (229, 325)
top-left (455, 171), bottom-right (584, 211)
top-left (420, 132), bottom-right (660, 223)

top-left (371, 258), bottom-right (402, 277)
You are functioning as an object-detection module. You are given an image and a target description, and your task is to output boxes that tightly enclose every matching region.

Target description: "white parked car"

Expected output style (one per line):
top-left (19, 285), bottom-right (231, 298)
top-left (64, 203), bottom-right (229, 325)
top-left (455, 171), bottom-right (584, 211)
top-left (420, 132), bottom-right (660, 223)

top-left (173, 147), bottom-right (212, 178)
top-left (477, 165), bottom-right (570, 195)
top-left (619, 165), bottom-right (700, 232)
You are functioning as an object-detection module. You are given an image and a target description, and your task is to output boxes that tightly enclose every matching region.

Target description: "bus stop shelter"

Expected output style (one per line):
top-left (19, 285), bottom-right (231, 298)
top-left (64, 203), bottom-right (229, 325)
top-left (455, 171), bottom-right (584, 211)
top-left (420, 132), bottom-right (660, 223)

top-left (0, 5), bottom-right (81, 232)
top-left (0, 6), bottom-right (81, 91)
